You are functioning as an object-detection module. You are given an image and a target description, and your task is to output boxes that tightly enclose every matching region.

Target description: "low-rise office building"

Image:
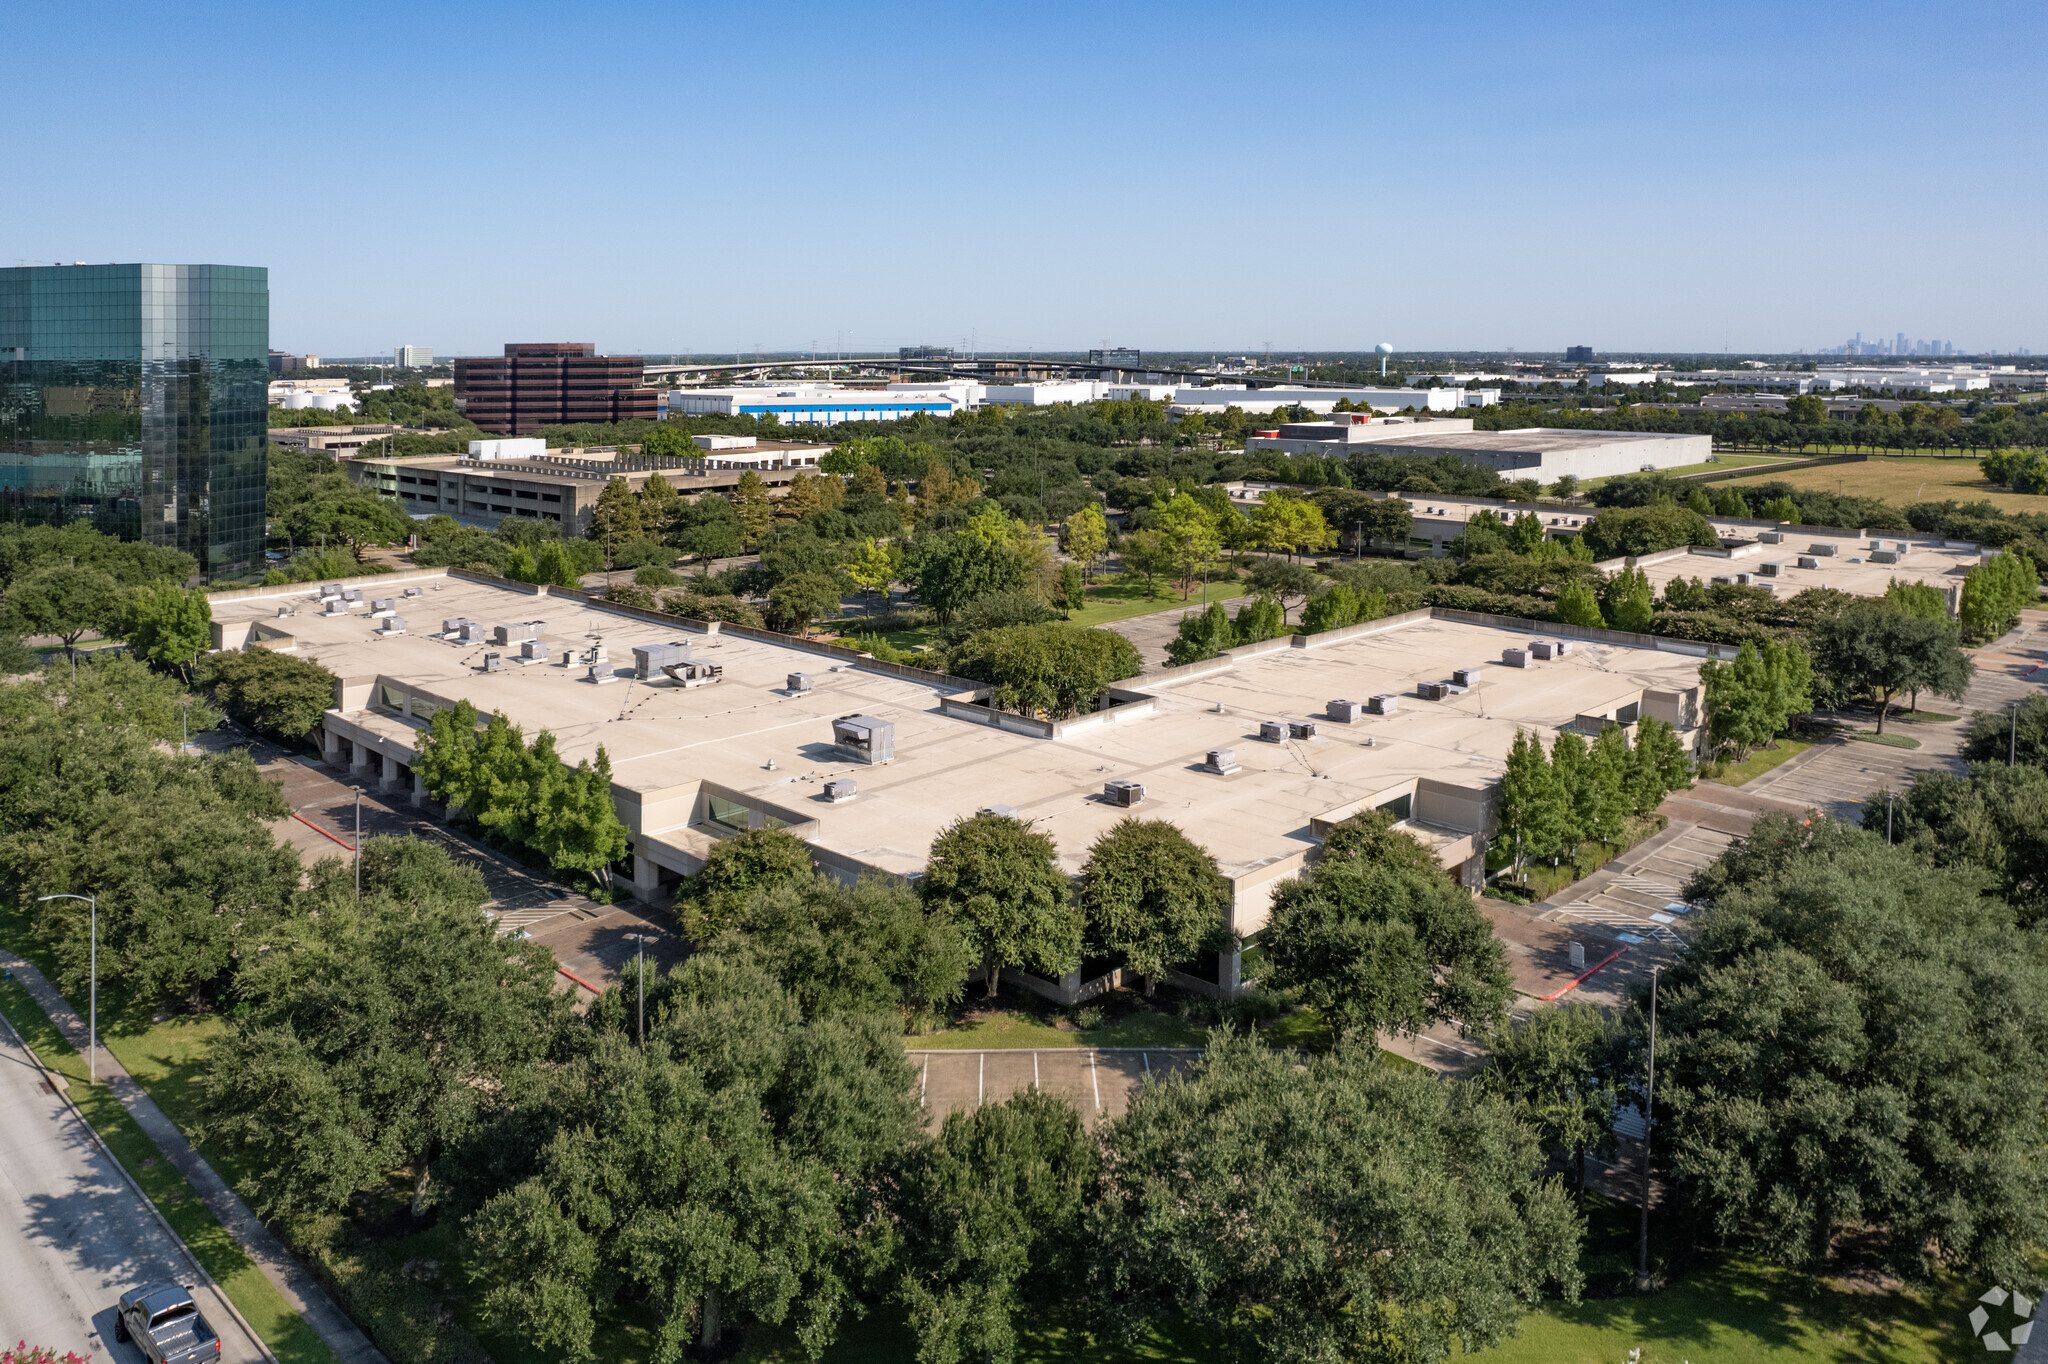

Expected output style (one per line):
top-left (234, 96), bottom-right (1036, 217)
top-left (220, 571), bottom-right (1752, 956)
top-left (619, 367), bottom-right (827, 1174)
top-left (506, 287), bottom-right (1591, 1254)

top-left (341, 438), bottom-right (831, 533)
top-left (205, 571), bottom-right (1711, 998)
top-left (1246, 419), bottom-right (1708, 481)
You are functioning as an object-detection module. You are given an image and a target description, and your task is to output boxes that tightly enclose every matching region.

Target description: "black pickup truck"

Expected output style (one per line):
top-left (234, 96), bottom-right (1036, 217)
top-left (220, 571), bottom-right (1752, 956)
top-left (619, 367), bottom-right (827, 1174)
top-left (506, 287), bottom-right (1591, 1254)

top-left (113, 1283), bottom-right (221, 1364)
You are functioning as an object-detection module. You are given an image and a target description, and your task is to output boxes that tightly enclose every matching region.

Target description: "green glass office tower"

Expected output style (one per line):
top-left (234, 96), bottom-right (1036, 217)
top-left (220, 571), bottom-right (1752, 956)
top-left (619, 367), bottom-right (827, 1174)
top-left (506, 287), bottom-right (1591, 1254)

top-left (0, 264), bottom-right (269, 582)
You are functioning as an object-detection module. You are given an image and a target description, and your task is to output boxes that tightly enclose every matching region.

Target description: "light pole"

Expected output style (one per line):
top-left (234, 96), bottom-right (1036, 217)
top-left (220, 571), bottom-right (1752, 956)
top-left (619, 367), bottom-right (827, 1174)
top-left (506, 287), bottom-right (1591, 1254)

top-left (37, 893), bottom-right (97, 1085)
top-left (1636, 965), bottom-right (1662, 1292)
top-left (623, 932), bottom-right (656, 1048)
top-left (354, 788), bottom-right (363, 893)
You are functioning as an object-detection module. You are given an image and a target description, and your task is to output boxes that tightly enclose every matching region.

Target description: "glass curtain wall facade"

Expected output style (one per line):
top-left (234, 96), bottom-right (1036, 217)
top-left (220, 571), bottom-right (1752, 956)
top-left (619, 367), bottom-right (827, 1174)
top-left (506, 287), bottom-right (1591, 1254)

top-left (0, 264), bottom-right (269, 582)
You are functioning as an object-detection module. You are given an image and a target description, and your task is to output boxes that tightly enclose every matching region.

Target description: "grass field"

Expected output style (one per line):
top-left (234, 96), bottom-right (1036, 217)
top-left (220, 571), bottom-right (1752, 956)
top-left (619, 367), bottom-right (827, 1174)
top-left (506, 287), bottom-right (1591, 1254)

top-left (1721, 455), bottom-right (2048, 514)
top-left (1703, 737), bottom-right (1815, 786)
top-left (1581, 453), bottom-right (1804, 489)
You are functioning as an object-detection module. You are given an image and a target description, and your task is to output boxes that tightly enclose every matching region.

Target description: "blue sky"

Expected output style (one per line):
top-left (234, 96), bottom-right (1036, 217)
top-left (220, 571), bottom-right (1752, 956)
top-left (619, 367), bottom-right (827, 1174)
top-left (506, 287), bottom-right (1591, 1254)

top-left (5, 1), bottom-right (2042, 356)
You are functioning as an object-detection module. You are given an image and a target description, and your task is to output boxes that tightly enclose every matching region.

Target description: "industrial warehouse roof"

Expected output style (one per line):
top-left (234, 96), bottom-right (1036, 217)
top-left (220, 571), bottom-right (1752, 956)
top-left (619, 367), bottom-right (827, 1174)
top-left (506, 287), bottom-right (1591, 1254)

top-left (210, 573), bottom-right (1711, 931)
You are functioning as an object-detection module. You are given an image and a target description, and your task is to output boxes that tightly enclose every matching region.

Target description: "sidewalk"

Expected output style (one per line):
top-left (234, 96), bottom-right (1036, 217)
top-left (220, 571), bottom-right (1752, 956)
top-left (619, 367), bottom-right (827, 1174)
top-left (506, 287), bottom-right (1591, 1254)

top-left (0, 949), bottom-right (387, 1364)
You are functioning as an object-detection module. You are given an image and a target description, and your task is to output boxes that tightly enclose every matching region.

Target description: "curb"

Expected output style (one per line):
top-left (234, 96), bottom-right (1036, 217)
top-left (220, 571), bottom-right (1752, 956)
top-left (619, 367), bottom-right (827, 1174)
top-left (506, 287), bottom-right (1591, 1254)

top-left (0, 998), bottom-right (279, 1364)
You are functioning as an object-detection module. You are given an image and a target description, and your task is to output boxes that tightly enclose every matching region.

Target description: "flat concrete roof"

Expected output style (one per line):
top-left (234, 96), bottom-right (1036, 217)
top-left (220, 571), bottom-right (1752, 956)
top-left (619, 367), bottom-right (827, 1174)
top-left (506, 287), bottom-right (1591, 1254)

top-left (212, 575), bottom-right (1709, 934)
top-left (1362, 428), bottom-right (1703, 455)
top-left (1631, 537), bottom-right (1981, 600)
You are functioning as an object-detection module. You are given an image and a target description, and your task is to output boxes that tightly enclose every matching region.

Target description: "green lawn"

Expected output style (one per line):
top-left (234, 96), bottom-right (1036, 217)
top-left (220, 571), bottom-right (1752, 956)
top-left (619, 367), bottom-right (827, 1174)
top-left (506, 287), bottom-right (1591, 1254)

top-left (1851, 731), bottom-right (1922, 749)
top-left (906, 1006), bottom-right (1209, 1051)
top-left (825, 578), bottom-right (1245, 659)
top-left (0, 979), bottom-right (341, 1364)
top-left (1703, 737), bottom-right (1814, 786)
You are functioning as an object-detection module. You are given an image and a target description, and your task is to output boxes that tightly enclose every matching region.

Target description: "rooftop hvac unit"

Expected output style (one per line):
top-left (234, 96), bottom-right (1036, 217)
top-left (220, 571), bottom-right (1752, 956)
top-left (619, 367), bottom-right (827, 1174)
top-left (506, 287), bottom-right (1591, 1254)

top-left (496, 622), bottom-right (540, 646)
top-left (1709, 575), bottom-right (1733, 586)
top-left (1807, 543), bottom-right (1837, 556)
top-left (1258, 720), bottom-right (1285, 742)
top-left (1104, 779), bottom-right (1145, 807)
top-left (1417, 681), bottom-right (1450, 701)
top-left (787, 672), bottom-right (814, 693)
top-left (1206, 747), bottom-right (1240, 774)
top-left (630, 641), bottom-right (689, 677)
top-left (323, 598), bottom-right (348, 615)
top-left (1452, 666), bottom-right (1483, 687)
top-left (832, 714), bottom-right (895, 764)
top-left (275, 606), bottom-right (291, 618)
top-left (1327, 698), bottom-right (1364, 722)
top-left (1530, 638), bottom-right (1572, 660)
top-left (1797, 555), bottom-right (1820, 569)
top-left (824, 778), bottom-right (857, 802)
top-left (1367, 694), bottom-right (1399, 715)
top-left (1734, 573), bottom-right (1753, 585)
top-left (1757, 561), bottom-right (1781, 576)
top-left (460, 623), bottom-right (486, 642)
top-left (343, 588), bottom-right (363, 602)
top-left (319, 583), bottom-right (343, 598)
top-left (442, 617), bottom-right (467, 634)
top-left (371, 597), bottom-right (395, 614)
top-left (978, 804), bottom-right (1019, 819)
top-left (1870, 549), bottom-right (1899, 564)
top-left (1758, 531), bottom-right (1783, 544)
top-left (482, 652), bottom-right (503, 672)
top-left (379, 616), bottom-right (407, 635)
top-left (404, 586), bottom-right (421, 597)
top-left (661, 660), bottom-right (723, 687)
top-left (521, 638), bottom-right (549, 658)
top-left (1502, 647), bottom-right (1530, 668)
top-left (1288, 720), bottom-right (1317, 741)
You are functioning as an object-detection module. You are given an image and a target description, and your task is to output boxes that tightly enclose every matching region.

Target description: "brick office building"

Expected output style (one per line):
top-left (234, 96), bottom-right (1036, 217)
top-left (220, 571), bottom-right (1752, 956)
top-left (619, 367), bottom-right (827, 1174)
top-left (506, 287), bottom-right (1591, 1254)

top-left (453, 343), bottom-right (657, 435)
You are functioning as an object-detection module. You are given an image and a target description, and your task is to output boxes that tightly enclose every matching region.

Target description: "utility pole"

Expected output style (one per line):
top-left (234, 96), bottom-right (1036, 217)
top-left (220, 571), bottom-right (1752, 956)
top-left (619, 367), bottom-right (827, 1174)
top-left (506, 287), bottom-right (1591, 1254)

top-left (1635, 965), bottom-right (1661, 1292)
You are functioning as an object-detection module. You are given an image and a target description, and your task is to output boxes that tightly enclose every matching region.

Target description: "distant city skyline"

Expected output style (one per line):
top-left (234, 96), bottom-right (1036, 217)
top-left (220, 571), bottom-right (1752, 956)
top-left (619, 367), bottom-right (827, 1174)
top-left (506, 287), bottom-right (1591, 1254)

top-left (6, 1), bottom-right (2042, 356)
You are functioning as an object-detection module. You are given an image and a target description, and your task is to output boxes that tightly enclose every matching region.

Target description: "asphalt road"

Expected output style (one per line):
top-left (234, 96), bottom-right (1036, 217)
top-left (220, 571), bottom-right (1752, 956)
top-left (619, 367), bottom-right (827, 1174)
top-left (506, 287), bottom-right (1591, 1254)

top-left (0, 1020), bottom-right (267, 1363)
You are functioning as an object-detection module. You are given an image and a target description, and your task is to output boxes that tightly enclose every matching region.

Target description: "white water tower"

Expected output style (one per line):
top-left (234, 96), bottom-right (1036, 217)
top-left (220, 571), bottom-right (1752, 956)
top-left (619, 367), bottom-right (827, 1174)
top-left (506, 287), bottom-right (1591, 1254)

top-left (1375, 341), bottom-right (1394, 377)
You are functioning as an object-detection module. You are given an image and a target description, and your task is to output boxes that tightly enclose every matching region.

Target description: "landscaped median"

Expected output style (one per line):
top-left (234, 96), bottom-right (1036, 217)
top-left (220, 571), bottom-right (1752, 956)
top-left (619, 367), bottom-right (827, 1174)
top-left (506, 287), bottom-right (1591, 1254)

top-left (0, 978), bottom-right (340, 1364)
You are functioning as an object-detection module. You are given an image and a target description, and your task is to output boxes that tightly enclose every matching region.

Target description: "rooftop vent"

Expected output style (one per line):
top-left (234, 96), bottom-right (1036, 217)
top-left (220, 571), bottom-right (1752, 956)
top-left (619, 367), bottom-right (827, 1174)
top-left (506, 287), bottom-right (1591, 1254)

top-left (482, 652), bottom-right (503, 672)
top-left (1104, 779), bottom-right (1145, 806)
top-left (832, 714), bottom-right (895, 764)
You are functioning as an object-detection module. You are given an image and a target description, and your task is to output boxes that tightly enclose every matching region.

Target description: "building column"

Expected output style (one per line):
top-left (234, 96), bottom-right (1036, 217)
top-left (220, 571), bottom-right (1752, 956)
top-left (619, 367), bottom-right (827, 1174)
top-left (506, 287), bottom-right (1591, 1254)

top-left (632, 851), bottom-right (663, 905)
top-left (321, 724), bottom-right (342, 767)
top-left (348, 743), bottom-right (375, 783)
top-left (411, 769), bottom-right (428, 809)
top-left (380, 758), bottom-right (404, 796)
top-left (1219, 946), bottom-right (1242, 999)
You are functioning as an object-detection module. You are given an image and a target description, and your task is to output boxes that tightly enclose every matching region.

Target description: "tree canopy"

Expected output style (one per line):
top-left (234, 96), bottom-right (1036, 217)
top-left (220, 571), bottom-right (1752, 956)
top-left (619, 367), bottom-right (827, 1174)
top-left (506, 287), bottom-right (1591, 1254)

top-left (949, 623), bottom-right (1139, 720)
top-left (921, 813), bottom-right (1080, 998)
top-left (1076, 818), bottom-right (1230, 994)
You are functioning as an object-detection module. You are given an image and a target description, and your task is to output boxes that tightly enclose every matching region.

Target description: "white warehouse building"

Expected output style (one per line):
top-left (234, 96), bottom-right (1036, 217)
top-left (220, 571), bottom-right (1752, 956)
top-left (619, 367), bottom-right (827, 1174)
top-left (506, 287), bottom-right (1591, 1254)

top-left (665, 384), bottom-right (960, 425)
top-left (1172, 385), bottom-right (1498, 416)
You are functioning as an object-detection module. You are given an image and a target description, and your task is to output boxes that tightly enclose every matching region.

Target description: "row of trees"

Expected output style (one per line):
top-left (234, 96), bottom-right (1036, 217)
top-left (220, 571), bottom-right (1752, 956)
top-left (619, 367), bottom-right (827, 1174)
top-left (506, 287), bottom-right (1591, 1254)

top-left (412, 699), bottom-right (631, 889)
top-left (1496, 722), bottom-right (1694, 881)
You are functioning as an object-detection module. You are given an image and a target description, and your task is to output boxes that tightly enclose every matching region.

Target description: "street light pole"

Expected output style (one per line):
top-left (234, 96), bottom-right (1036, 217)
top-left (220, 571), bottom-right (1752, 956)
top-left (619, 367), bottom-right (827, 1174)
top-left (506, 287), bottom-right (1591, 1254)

top-left (36, 893), bottom-right (96, 1085)
top-left (355, 789), bottom-right (363, 893)
top-left (623, 932), bottom-right (656, 1047)
top-left (1636, 965), bottom-right (1662, 1292)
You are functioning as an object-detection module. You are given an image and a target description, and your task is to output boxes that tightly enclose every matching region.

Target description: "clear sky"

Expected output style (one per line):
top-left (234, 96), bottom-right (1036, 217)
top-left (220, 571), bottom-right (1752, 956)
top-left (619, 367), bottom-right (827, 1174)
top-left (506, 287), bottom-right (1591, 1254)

top-left (5, 1), bottom-right (2041, 357)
